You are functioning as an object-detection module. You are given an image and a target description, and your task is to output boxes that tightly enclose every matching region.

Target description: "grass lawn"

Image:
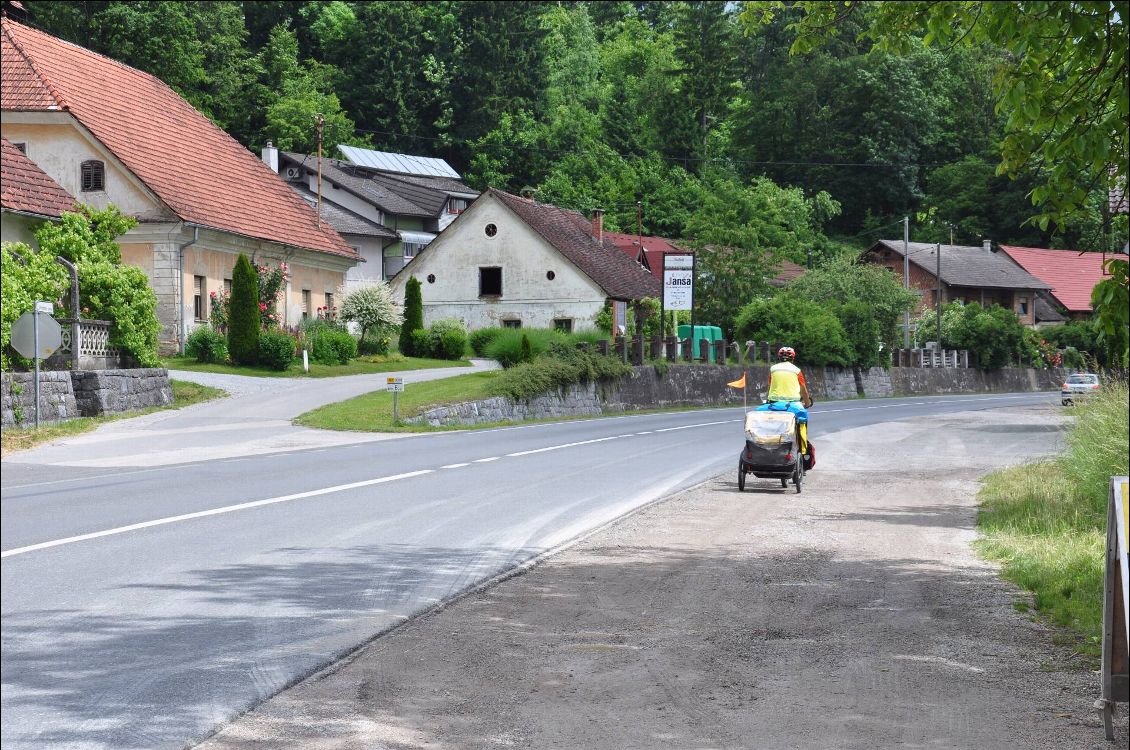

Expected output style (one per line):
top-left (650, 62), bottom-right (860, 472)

top-left (0, 379), bottom-right (226, 456)
top-left (974, 381), bottom-right (1127, 659)
top-left (160, 353), bottom-right (471, 378)
top-left (295, 371), bottom-right (499, 432)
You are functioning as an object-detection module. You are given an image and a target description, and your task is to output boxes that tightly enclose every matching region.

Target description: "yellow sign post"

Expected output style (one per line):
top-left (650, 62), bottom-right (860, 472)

top-left (1096, 476), bottom-right (1129, 739)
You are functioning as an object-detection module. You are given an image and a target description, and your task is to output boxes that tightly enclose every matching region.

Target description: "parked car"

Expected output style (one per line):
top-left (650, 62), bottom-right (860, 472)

top-left (1061, 373), bottom-right (1100, 405)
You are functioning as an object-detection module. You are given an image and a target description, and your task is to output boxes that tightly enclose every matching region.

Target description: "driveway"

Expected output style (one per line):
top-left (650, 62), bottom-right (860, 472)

top-left (3, 360), bottom-right (499, 469)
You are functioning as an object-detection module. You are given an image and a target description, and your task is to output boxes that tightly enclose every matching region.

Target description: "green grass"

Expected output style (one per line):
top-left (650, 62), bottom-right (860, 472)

top-left (161, 353), bottom-right (471, 378)
top-left (974, 380), bottom-right (1128, 659)
top-left (1, 379), bottom-right (227, 456)
top-left (295, 371), bottom-right (500, 432)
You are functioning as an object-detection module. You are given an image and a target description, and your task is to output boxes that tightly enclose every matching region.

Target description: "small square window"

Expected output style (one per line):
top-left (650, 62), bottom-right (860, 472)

top-left (1018, 297), bottom-right (1029, 315)
top-left (553, 318), bottom-right (573, 333)
top-left (11, 142), bottom-right (27, 154)
top-left (502, 319), bottom-right (522, 329)
top-left (479, 267), bottom-right (502, 297)
top-left (448, 198), bottom-right (468, 214)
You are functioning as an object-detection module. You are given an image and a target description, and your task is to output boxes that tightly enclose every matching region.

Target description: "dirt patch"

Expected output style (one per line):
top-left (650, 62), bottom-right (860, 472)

top-left (196, 405), bottom-right (1126, 749)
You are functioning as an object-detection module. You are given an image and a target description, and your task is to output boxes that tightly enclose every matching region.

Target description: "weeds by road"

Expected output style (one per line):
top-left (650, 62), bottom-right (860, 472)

top-left (976, 379), bottom-right (1128, 657)
top-left (0, 379), bottom-right (226, 456)
top-left (161, 353), bottom-right (470, 378)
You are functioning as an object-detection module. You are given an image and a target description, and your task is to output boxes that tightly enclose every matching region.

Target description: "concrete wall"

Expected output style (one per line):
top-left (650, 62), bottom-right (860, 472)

top-left (409, 363), bottom-right (1067, 427)
top-left (1, 369), bottom-right (172, 427)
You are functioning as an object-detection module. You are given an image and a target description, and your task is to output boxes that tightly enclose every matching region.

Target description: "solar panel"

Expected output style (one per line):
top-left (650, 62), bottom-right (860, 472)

top-left (337, 145), bottom-right (460, 179)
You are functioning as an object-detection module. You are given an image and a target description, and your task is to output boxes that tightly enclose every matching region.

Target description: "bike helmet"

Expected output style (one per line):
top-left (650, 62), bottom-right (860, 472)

top-left (777, 346), bottom-right (796, 361)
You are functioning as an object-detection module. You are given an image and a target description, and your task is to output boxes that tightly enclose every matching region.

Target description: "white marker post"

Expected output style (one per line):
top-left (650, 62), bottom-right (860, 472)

top-left (387, 376), bottom-right (404, 424)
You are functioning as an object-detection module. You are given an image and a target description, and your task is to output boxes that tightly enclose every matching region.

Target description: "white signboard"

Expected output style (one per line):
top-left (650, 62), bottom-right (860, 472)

top-left (663, 254), bottom-right (694, 311)
top-left (386, 376), bottom-right (404, 392)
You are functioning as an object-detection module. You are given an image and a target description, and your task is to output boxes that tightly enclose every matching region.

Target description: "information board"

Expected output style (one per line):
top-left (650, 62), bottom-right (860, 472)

top-left (663, 254), bottom-right (694, 311)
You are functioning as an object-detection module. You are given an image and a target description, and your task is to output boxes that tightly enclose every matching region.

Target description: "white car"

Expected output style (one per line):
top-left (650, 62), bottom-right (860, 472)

top-left (1061, 373), bottom-right (1100, 405)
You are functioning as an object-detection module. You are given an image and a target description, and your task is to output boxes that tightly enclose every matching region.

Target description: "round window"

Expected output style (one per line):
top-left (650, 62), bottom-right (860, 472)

top-left (427, 274), bottom-right (436, 284)
top-left (546, 270), bottom-right (556, 281)
top-left (484, 223), bottom-right (498, 238)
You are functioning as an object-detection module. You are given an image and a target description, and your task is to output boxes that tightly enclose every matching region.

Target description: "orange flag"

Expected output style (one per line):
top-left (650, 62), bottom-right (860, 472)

top-left (727, 373), bottom-right (746, 389)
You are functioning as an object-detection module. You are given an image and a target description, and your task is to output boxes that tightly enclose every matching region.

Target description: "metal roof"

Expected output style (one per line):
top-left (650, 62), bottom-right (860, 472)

top-left (337, 145), bottom-right (461, 179)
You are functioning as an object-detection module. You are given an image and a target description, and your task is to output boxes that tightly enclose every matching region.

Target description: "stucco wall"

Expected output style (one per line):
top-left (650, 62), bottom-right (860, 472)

top-left (0, 212), bottom-right (43, 246)
top-left (343, 235), bottom-right (386, 287)
top-left (390, 194), bottom-right (608, 331)
top-left (0, 121), bottom-right (158, 217)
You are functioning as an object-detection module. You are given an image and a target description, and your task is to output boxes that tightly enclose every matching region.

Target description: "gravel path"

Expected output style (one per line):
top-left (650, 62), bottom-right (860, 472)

top-left (196, 404), bottom-right (1126, 749)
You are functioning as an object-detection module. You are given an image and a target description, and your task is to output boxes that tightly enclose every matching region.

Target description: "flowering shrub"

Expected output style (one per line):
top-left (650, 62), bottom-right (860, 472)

top-left (186, 325), bottom-right (228, 363)
top-left (341, 282), bottom-right (403, 353)
top-left (209, 260), bottom-right (290, 333)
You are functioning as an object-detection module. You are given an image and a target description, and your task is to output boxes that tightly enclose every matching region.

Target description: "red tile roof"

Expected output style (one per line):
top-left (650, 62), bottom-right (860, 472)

top-left (604, 231), bottom-right (689, 282)
top-left (1, 18), bottom-right (356, 259)
top-left (998, 245), bottom-right (1120, 313)
top-left (1, 136), bottom-right (75, 217)
top-left (490, 189), bottom-right (660, 300)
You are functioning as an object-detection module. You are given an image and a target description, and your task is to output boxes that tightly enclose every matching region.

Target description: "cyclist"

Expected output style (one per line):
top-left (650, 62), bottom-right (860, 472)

top-left (758, 346), bottom-right (813, 456)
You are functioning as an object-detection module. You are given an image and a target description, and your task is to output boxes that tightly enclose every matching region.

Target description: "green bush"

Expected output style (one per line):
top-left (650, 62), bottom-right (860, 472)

top-left (228, 254), bottom-right (260, 365)
top-left (186, 325), bottom-right (228, 363)
top-left (835, 300), bottom-right (882, 368)
top-left (484, 328), bottom-right (569, 368)
top-left (426, 318), bottom-right (467, 360)
top-left (2, 241), bottom-right (69, 370)
top-left (469, 327), bottom-right (505, 356)
top-left (258, 329), bottom-right (296, 370)
top-left (399, 276), bottom-right (423, 356)
top-left (488, 342), bottom-right (632, 401)
top-left (917, 302), bottom-right (1024, 370)
top-left (357, 333), bottom-right (392, 356)
top-left (735, 294), bottom-right (853, 367)
top-left (409, 329), bottom-right (432, 358)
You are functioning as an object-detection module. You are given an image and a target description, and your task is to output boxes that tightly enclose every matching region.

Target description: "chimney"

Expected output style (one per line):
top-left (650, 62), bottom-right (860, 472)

top-left (519, 186), bottom-right (537, 202)
top-left (982, 238), bottom-right (992, 253)
top-left (261, 141), bottom-right (279, 173)
top-left (592, 208), bottom-right (604, 244)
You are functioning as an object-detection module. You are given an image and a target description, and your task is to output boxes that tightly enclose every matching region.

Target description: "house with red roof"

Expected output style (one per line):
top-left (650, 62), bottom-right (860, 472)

top-left (0, 136), bottom-right (74, 242)
top-left (998, 245), bottom-right (1125, 323)
top-left (1, 17), bottom-right (359, 352)
top-left (389, 189), bottom-right (660, 332)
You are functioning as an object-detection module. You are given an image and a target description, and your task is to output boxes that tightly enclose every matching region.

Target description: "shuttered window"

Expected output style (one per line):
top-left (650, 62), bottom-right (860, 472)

top-left (81, 160), bottom-right (105, 192)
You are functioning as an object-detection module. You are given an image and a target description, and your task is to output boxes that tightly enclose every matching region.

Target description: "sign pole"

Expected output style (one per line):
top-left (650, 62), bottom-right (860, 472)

top-left (393, 390), bottom-right (398, 425)
top-left (33, 309), bottom-right (41, 429)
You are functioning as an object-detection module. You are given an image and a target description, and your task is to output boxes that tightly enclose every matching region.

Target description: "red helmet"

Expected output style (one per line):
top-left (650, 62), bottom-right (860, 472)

top-left (778, 346), bottom-right (796, 361)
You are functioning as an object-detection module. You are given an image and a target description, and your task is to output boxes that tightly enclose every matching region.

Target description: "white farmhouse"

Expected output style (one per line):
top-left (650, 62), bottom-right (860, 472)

top-left (389, 189), bottom-right (660, 332)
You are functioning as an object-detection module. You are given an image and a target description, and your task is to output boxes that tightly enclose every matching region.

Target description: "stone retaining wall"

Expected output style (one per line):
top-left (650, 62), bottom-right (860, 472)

top-left (1, 369), bottom-right (172, 427)
top-left (1, 371), bottom-right (80, 426)
top-left (409, 363), bottom-right (1068, 427)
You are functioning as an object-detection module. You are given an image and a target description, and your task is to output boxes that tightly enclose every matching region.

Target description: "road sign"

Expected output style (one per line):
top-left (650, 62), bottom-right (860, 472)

top-left (35, 301), bottom-right (54, 314)
top-left (386, 376), bottom-right (404, 392)
top-left (11, 310), bottom-right (62, 359)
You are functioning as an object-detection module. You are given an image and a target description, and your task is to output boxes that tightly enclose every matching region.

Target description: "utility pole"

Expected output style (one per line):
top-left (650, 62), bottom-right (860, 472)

top-left (903, 216), bottom-right (910, 348)
top-left (935, 242), bottom-right (942, 344)
top-left (315, 113), bottom-right (325, 227)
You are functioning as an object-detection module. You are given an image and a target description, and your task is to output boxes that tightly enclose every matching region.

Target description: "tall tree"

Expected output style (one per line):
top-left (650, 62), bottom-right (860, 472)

top-left (228, 254), bottom-right (259, 366)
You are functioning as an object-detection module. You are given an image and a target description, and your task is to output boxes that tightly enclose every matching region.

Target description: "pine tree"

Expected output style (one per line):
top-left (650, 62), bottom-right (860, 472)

top-left (228, 253), bottom-right (260, 365)
top-left (399, 276), bottom-right (423, 356)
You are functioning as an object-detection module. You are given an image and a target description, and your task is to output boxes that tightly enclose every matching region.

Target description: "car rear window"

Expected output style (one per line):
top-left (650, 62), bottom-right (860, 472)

top-left (1066, 375), bottom-right (1098, 384)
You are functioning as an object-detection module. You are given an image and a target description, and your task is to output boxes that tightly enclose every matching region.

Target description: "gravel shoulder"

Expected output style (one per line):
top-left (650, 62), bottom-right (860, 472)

top-left (196, 404), bottom-right (1127, 749)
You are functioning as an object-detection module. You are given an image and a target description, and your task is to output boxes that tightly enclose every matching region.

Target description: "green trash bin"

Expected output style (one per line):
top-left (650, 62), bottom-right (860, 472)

top-left (678, 325), bottom-right (723, 362)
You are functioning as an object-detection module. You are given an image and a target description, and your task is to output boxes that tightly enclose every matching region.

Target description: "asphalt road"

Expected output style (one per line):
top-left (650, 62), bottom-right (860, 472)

top-left (1, 391), bottom-right (1057, 749)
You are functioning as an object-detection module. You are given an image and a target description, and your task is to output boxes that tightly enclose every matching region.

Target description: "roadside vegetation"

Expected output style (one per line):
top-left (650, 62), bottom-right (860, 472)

top-left (162, 352), bottom-right (469, 378)
top-left (975, 380), bottom-right (1129, 657)
top-left (0, 379), bottom-right (225, 456)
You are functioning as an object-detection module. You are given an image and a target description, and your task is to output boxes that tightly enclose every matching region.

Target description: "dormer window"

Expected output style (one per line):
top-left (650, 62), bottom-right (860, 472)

top-left (81, 160), bottom-right (105, 192)
top-left (448, 198), bottom-right (468, 215)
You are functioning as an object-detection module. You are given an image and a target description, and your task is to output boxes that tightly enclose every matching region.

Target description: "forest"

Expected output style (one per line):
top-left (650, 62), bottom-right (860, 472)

top-left (20, 1), bottom-right (1127, 272)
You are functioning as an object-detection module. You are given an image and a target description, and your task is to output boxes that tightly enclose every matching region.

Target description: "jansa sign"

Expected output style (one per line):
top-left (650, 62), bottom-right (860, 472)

top-left (663, 254), bottom-right (694, 311)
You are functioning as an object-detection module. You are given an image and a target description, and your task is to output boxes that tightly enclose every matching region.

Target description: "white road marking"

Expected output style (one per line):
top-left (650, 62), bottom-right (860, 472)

top-left (1, 470), bottom-right (434, 559)
top-left (654, 419), bottom-right (735, 432)
top-left (473, 457), bottom-right (500, 463)
top-left (507, 435), bottom-right (622, 457)
top-left (441, 463), bottom-right (470, 469)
